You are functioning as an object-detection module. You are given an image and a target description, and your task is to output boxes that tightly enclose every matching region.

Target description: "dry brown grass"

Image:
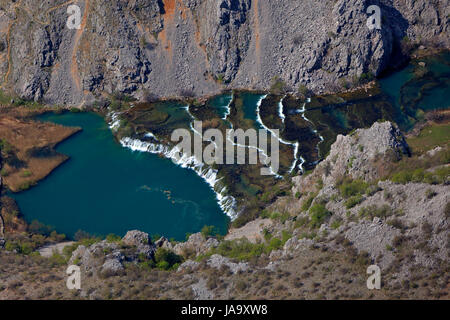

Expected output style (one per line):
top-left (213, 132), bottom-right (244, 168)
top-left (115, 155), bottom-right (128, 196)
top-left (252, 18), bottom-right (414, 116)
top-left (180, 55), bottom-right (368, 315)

top-left (0, 112), bottom-right (80, 192)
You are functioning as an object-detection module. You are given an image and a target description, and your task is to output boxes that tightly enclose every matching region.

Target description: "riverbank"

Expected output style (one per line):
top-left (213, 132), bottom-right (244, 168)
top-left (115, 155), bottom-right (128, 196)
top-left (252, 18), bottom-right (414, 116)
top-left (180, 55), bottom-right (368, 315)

top-left (0, 106), bottom-right (81, 192)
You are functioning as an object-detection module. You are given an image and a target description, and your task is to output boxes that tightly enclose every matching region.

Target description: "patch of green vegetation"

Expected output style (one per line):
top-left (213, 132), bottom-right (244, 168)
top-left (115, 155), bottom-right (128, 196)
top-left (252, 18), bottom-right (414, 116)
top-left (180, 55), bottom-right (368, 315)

top-left (294, 216), bottom-right (309, 229)
top-left (309, 204), bottom-right (332, 228)
top-left (345, 195), bottom-right (364, 209)
top-left (391, 167), bottom-right (449, 185)
top-left (17, 180), bottom-right (36, 191)
top-left (0, 168), bottom-right (9, 177)
top-left (407, 123), bottom-right (450, 155)
top-left (154, 248), bottom-right (183, 271)
top-left (211, 239), bottom-right (266, 261)
top-left (116, 119), bottom-right (134, 140)
top-left (348, 156), bottom-right (356, 169)
top-left (0, 138), bottom-right (13, 154)
top-left (301, 192), bottom-right (318, 211)
top-left (261, 210), bottom-right (291, 223)
top-left (263, 228), bottom-right (272, 241)
top-left (106, 233), bottom-right (122, 243)
top-left (209, 230), bottom-right (292, 262)
top-left (69, 107), bottom-right (82, 113)
top-left (201, 225), bottom-right (219, 239)
top-left (20, 169), bottom-right (32, 178)
top-left (358, 204), bottom-right (397, 220)
top-left (338, 179), bottom-right (369, 198)
top-left (331, 219), bottom-right (342, 230)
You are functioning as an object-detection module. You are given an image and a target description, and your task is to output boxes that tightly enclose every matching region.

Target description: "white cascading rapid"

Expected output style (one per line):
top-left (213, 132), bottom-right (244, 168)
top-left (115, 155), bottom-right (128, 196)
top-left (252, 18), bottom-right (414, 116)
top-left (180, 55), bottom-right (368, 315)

top-left (118, 136), bottom-right (238, 219)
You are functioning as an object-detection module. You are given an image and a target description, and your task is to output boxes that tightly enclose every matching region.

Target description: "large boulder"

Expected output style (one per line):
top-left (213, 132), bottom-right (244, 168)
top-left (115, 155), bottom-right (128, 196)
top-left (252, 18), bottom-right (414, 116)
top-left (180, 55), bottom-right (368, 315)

top-left (122, 230), bottom-right (151, 247)
top-left (207, 254), bottom-right (249, 274)
top-left (101, 251), bottom-right (125, 276)
top-left (122, 230), bottom-right (155, 258)
top-left (173, 233), bottom-right (219, 257)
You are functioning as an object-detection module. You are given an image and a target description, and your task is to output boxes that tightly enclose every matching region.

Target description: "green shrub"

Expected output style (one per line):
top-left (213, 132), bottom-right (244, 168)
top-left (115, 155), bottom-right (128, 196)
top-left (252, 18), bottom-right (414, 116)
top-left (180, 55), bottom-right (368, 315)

top-left (21, 170), bottom-right (32, 178)
top-left (281, 230), bottom-right (292, 244)
top-left (156, 261), bottom-right (170, 270)
top-left (358, 204), bottom-right (395, 220)
top-left (309, 204), bottom-right (331, 228)
top-left (28, 220), bottom-right (55, 237)
top-left (106, 234), bottom-right (122, 243)
top-left (301, 192), bottom-right (318, 211)
top-left (63, 243), bottom-right (79, 258)
top-left (268, 238), bottom-right (283, 251)
top-left (19, 243), bottom-right (33, 255)
top-left (201, 225), bottom-right (218, 239)
top-left (294, 216), bottom-right (309, 228)
top-left (391, 171), bottom-right (412, 184)
top-left (261, 211), bottom-right (290, 223)
top-left (213, 239), bottom-right (266, 261)
top-left (331, 219), bottom-right (342, 230)
top-left (345, 195), bottom-right (364, 209)
top-left (154, 248), bottom-right (183, 270)
top-left (5, 241), bottom-right (19, 252)
top-left (391, 166), bottom-right (449, 185)
top-left (339, 179), bottom-right (368, 198)
top-left (263, 228), bottom-right (272, 241)
top-left (49, 253), bottom-right (67, 265)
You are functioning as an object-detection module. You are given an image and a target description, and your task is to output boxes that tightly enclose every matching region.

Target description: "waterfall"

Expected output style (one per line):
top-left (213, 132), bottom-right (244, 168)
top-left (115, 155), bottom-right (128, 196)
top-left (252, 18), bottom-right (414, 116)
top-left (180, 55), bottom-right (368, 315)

top-left (222, 93), bottom-right (234, 120)
top-left (296, 102), bottom-right (325, 164)
top-left (255, 95), bottom-right (299, 174)
top-left (119, 137), bottom-right (238, 219)
top-left (278, 95), bottom-right (286, 123)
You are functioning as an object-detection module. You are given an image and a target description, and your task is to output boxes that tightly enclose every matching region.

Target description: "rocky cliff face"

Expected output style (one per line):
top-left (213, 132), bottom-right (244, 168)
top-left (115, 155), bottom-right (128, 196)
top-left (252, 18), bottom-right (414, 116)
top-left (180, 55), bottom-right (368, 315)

top-left (0, 0), bottom-right (448, 105)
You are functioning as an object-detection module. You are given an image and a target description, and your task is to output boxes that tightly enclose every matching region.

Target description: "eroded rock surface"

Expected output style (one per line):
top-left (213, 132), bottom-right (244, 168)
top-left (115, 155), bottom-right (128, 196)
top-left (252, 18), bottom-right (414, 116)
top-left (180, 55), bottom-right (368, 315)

top-left (0, 0), bottom-right (447, 105)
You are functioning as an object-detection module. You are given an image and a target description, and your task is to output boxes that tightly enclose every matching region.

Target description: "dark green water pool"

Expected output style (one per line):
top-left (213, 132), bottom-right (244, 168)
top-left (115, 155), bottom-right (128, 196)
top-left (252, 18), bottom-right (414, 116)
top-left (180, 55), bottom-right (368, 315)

top-left (12, 112), bottom-right (229, 240)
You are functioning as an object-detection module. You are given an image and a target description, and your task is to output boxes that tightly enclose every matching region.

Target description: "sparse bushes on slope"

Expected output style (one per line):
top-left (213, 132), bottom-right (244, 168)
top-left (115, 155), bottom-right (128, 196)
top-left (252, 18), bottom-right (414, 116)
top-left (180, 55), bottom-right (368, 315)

top-left (201, 225), bottom-right (219, 239)
top-left (154, 248), bottom-right (183, 270)
top-left (345, 195), bottom-right (364, 209)
top-left (391, 167), bottom-right (449, 185)
top-left (301, 192), bottom-right (318, 211)
top-left (309, 204), bottom-right (331, 228)
top-left (358, 204), bottom-right (398, 220)
top-left (338, 179), bottom-right (368, 198)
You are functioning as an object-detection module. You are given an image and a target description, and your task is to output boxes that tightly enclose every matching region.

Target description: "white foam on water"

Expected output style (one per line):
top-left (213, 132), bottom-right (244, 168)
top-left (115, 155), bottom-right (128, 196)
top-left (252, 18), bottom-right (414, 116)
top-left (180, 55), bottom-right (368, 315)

top-left (108, 111), bottom-right (121, 132)
top-left (255, 95), bottom-right (299, 174)
top-left (108, 108), bottom-right (238, 219)
top-left (222, 93), bottom-right (234, 120)
top-left (120, 137), bottom-right (238, 219)
top-left (278, 96), bottom-right (286, 123)
top-left (296, 102), bottom-right (325, 164)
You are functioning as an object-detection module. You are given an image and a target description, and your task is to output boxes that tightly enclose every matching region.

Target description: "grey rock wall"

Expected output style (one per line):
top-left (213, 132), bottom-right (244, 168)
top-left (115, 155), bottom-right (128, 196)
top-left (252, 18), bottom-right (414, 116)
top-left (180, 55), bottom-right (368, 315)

top-left (0, 0), bottom-right (447, 105)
